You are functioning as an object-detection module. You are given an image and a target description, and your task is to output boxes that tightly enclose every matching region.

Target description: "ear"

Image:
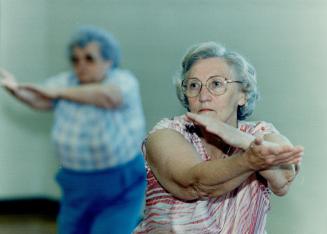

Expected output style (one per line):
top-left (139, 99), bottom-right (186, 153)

top-left (238, 92), bottom-right (246, 106)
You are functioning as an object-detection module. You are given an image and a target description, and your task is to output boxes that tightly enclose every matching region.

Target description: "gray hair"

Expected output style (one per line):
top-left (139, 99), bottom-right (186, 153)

top-left (174, 41), bottom-right (259, 120)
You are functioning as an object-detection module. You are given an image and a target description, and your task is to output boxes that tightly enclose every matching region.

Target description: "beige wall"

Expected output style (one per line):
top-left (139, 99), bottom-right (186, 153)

top-left (0, 0), bottom-right (326, 232)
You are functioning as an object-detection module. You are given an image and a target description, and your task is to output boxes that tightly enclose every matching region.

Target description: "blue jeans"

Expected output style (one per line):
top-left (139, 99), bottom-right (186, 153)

top-left (56, 154), bottom-right (146, 234)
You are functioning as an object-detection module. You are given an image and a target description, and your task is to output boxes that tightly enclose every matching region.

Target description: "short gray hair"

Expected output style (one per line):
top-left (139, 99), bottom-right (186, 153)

top-left (174, 41), bottom-right (259, 120)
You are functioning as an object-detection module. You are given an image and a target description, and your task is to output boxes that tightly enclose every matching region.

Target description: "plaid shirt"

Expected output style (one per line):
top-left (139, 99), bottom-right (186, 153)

top-left (44, 69), bottom-right (146, 171)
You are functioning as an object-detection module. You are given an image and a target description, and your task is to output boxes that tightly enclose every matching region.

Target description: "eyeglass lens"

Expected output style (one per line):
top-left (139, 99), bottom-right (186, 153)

top-left (70, 54), bottom-right (96, 65)
top-left (182, 77), bottom-right (227, 97)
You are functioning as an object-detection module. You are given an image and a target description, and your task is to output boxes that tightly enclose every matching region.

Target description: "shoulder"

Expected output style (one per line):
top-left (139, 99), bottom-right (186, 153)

top-left (144, 115), bottom-right (200, 149)
top-left (239, 120), bottom-right (280, 136)
top-left (106, 69), bottom-right (137, 83)
top-left (150, 115), bottom-right (192, 136)
top-left (104, 69), bottom-right (140, 97)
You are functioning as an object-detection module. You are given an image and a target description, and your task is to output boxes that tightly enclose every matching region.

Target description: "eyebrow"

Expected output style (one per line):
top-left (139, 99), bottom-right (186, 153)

top-left (188, 75), bottom-right (228, 80)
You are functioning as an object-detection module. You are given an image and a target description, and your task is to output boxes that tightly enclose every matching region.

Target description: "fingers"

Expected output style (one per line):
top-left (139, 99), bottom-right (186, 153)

top-left (1, 72), bottom-right (18, 91)
top-left (257, 143), bottom-right (303, 157)
top-left (0, 68), bottom-right (15, 81)
top-left (270, 151), bottom-right (302, 165)
top-left (247, 140), bottom-right (304, 170)
top-left (185, 112), bottom-right (209, 126)
top-left (186, 112), bottom-right (223, 134)
top-left (253, 136), bottom-right (264, 146)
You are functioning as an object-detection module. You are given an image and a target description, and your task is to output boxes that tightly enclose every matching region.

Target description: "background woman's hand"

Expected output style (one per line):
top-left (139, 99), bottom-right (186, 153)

top-left (0, 68), bottom-right (19, 94)
top-left (1, 67), bottom-right (55, 109)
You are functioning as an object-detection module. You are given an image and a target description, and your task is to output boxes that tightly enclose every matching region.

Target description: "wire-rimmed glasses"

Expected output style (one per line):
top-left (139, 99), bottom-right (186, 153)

top-left (181, 76), bottom-right (243, 97)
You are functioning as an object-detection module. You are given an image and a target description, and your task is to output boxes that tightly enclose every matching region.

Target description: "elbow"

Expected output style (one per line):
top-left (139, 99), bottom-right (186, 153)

top-left (173, 179), bottom-right (210, 200)
top-left (189, 170), bottom-right (228, 198)
top-left (192, 181), bottom-right (227, 198)
top-left (270, 182), bottom-right (290, 197)
top-left (192, 184), bottom-right (210, 198)
top-left (100, 93), bottom-right (122, 109)
top-left (272, 188), bottom-right (288, 197)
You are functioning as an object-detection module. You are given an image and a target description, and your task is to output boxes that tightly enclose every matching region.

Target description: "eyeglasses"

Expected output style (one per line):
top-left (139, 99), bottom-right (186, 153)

top-left (181, 76), bottom-right (243, 97)
top-left (70, 54), bottom-right (96, 66)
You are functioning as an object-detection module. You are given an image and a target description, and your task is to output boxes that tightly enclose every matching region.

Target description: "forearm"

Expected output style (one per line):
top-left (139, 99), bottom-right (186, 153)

top-left (260, 133), bottom-right (300, 195)
top-left (189, 139), bottom-right (298, 197)
top-left (12, 87), bottom-right (53, 110)
top-left (190, 153), bottom-right (254, 194)
top-left (196, 171), bottom-right (253, 197)
top-left (57, 84), bottom-right (122, 108)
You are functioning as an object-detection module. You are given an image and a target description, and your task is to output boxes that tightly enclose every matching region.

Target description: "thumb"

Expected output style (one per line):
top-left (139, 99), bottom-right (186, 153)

top-left (254, 136), bottom-right (264, 146)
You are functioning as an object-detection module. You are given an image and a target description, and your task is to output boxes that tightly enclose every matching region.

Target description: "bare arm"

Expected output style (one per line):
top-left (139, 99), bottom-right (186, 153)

top-left (259, 133), bottom-right (302, 196)
top-left (1, 68), bottom-right (123, 109)
top-left (185, 112), bottom-right (303, 196)
top-left (146, 129), bottom-right (301, 200)
top-left (0, 69), bottom-right (53, 110)
top-left (54, 84), bottom-right (123, 108)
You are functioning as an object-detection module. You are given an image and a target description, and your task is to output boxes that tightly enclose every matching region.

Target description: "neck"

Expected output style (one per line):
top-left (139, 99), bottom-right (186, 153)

top-left (202, 138), bottom-right (232, 159)
top-left (200, 131), bottom-right (233, 158)
top-left (226, 114), bottom-right (238, 128)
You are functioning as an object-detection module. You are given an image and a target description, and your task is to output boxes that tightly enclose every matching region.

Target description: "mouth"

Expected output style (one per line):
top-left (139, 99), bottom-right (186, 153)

top-left (198, 109), bottom-right (214, 114)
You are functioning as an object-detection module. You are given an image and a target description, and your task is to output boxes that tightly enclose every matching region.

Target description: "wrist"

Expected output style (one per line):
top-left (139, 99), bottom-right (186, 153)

top-left (238, 151), bottom-right (256, 171)
top-left (54, 89), bottom-right (63, 99)
top-left (239, 133), bottom-right (255, 150)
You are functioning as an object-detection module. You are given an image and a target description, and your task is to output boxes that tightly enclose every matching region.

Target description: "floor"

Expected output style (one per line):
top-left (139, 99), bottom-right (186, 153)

top-left (0, 214), bottom-right (56, 234)
top-left (0, 199), bottom-right (58, 234)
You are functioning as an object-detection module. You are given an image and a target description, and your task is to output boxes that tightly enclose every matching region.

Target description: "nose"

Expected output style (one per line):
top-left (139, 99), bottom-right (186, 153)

top-left (77, 59), bottom-right (88, 68)
top-left (198, 86), bottom-right (212, 102)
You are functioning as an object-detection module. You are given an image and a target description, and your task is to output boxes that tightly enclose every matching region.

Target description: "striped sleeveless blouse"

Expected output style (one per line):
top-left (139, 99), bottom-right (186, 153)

top-left (134, 115), bottom-right (278, 234)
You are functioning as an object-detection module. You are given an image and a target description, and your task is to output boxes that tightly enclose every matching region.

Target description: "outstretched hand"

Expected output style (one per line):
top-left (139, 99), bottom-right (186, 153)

top-left (185, 112), bottom-right (253, 149)
top-left (1, 67), bottom-right (57, 105)
top-left (0, 68), bottom-right (19, 93)
top-left (244, 137), bottom-right (303, 171)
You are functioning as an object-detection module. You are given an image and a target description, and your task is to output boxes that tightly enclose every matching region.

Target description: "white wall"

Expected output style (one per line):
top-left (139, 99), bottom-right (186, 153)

top-left (0, 0), bottom-right (326, 232)
top-left (0, 0), bottom-right (60, 199)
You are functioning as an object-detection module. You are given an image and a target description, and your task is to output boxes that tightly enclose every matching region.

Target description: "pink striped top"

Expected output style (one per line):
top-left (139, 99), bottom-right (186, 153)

top-left (134, 115), bottom-right (278, 234)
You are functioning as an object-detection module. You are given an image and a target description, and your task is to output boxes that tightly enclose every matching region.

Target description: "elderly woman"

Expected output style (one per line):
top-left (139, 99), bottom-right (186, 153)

top-left (134, 42), bottom-right (303, 234)
top-left (1, 26), bottom-right (146, 234)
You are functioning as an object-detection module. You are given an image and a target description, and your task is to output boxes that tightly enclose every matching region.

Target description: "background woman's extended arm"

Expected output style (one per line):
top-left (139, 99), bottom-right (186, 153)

top-left (1, 68), bottom-right (123, 109)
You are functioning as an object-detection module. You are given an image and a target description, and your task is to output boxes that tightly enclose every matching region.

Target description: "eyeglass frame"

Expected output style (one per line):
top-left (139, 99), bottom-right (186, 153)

top-left (181, 75), bottom-right (244, 98)
top-left (70, 53), bottom-right (98, 66)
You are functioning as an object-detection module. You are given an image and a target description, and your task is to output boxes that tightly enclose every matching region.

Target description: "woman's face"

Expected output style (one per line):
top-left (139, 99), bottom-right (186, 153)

top-left (71, 42), bottom-right (111, 84)
top-left (187, 57), bottom-right (245, 126)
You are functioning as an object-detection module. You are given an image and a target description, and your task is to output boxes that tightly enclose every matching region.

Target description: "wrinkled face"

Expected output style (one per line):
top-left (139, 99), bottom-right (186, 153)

top-left (187, 57), bottom-right (245, 126)
top-left (71, 42), bottom-right (111, 84)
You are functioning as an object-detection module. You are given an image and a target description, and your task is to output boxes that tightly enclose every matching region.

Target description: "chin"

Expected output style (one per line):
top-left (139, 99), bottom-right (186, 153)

top-left (78, 77), bottom-right (96, 84)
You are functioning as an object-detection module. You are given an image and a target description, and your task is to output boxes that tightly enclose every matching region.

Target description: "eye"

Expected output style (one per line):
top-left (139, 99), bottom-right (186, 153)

top-left (210, 79), bottom-right (224, 89)
top-left (70, 55), bottom-right (79, 65)
top-left (188, 81), bottom-right (201, 90)
top-left (85, 54), bottom-right (96, 63)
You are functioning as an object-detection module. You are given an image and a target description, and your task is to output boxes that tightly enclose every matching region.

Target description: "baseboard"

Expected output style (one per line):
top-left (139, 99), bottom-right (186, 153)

top-left (0, 198), bottom-right (59, 217)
